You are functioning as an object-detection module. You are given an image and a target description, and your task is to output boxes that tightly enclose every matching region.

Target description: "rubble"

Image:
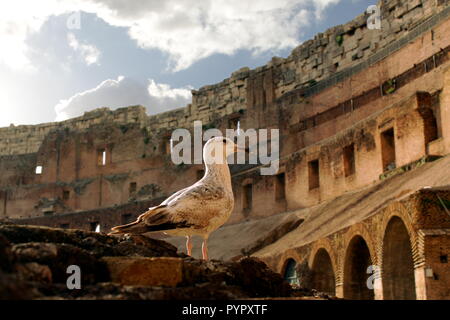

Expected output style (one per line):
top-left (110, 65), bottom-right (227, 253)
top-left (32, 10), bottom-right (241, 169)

top-left (0, 223), bottom-right (324, 300)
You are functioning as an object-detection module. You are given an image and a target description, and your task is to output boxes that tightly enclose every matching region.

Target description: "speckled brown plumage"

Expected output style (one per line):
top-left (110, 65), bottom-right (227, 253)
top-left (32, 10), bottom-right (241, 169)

top-left (110, 137), bottom-right (242, 259)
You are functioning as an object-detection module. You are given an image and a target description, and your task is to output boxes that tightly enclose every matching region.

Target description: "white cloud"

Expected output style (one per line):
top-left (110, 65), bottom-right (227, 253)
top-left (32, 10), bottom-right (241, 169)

top-left (0, 0), bottom-right (341, 72)
top-left (92, 0), bottom-right (341, 71)
top-left (0, 0), bottom-right (82, 70)
top-left (67, 32), bottom-right (101, 65)
top-left (54, 76), bottom-right (192, 121)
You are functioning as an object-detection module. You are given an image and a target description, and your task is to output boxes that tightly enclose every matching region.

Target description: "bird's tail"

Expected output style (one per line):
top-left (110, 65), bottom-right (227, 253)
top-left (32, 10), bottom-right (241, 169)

top-left (109, 220), bottom-right (148, 235)
top-left (108, 205), bottom-right (169, 235)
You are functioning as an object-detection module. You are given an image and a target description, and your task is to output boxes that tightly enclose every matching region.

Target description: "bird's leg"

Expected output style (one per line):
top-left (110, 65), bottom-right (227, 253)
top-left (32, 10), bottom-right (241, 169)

top-left (186, 236), bottom-right (193, 256)
top-left (202, 238), bottom-right (208, 260)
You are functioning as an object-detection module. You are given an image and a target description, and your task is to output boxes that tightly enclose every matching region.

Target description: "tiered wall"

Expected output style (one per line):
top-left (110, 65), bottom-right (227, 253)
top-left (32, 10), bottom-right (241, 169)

top-left (0, 0), bottom-right (449, 224)
top-left (1, 0), bottom-right (448, 155)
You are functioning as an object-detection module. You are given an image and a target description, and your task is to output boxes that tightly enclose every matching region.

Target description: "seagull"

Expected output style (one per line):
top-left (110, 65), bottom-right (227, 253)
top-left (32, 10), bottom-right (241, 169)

top-left (109, 136), bottom-right (243, 260)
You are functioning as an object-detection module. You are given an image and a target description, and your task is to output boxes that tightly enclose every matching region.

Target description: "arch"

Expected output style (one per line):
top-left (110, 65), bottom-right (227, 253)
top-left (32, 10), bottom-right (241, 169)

top-left (282, 258), bottom-right (299, 286)
top-left (343, 235), bottom-right (374, 300)
top-left (311, 248), bottom-right (336, 295)
top-left (382, 216), bottom-right (416, 300)
top-left (378, 203), bottom-right (419, 267)
top-left (276, 249), bottom-right (302, 274)
top-left (308, 238), bottom-right (337, 271)
top-left (341, 224), bottom-right (377, 266)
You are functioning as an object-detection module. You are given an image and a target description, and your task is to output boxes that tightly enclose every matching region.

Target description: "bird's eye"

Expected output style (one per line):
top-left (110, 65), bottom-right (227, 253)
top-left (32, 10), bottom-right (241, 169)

top-left (222, 139), bottom-right (227, 144)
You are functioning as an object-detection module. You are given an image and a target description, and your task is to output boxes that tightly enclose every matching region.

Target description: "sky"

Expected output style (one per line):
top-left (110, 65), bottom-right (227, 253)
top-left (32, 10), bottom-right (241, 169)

top-left (0, 0), bottom-right (376, 128)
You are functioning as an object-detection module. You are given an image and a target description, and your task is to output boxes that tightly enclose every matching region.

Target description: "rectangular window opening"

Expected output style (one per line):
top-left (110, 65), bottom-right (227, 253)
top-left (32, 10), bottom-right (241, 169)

top-left (381, 128), bottom-right (396, 172)
top-left (343, 144), bottom-right (356, 177)
top-left (35, 166), bottom-right (43, 175)
top-left (161, 139), bottom-right (171, 155)
top-left (97, 149), bottom-right (107, 166)
top-left (422, 107), bottom-right (440, 144)
top-left (262, 89), bottom-right (267, 108)
top-left (275, 173), bottom-right (286, 201)
top-left (243, 184), bottom-right (253, 213)
top-left (129, 182), bottom-right (137, 196)
top-left (228, 118), bottom-right (240, 130)
top-left (308, 160), bottom-right (320, 190)
top-left (63, 190), bottom-right (70, 201)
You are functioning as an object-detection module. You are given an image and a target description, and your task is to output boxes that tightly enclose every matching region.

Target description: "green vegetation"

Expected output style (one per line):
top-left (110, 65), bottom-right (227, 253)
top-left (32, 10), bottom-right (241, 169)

top-left (336, 34), bottom-right (344, 46)
top-left (384, 79), bottom-right (397, 95)
top-left (120, 125), bottom-right (129, 134)
top-left (308, 79), bottom-right (318, 87)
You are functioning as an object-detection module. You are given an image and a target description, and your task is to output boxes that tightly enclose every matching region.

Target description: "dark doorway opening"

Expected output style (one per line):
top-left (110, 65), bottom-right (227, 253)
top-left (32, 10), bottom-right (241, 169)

top-left (382, 217), bottom-right (416, 300)
top-left (344, 236), bottom-right (374, 300)
top-left (311, 249), bottom-right (336, 296)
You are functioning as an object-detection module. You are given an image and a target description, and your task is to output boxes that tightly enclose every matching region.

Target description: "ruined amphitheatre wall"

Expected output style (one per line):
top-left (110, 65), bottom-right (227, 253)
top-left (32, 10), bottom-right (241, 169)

top-left (1, 0), bottom-right (450, 222)
top-left (0, 0), bottom-right (447, 156)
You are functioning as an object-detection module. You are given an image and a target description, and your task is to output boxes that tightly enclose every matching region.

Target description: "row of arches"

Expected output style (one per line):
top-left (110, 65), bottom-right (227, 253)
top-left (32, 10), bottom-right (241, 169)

top-left (283, 216), bottom-right (416, 299)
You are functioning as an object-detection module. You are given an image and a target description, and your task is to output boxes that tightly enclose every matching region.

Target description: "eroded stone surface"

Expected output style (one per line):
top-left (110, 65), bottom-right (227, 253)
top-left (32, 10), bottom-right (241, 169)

top-left (102, 257), bottom-right (184, 287)
top-left (0, 224), bottom-right (306, 300)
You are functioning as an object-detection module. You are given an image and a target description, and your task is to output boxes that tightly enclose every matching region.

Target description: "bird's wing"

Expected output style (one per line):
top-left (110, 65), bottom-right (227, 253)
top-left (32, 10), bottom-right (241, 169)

top-left (165, 183), bottom-right (227, 207)
top-left (160, 186), bottom-right (192, 206)
top-left (109, 183), bottom-right (229, 235)
top-left (110, 204), bottom-right (192, 234)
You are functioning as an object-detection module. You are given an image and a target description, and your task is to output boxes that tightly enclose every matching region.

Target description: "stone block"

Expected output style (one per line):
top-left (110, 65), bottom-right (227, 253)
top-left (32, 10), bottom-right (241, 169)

top-left (320, 37), bottom-right (329, 46)
top-left (408, 0), bottom-right (422, 11)
top-left (102, 257), bottom-right (184, 287)
top-left (344, 37), bottom-right (359, 51)
top-left (359, 38), bottom-right (372, 51)
top-left (331, 46), bottom-right (344, 58)
top-left (394, 5), bottom-right (409, 19)
top-left (298, 48), bottom-right (310, 60)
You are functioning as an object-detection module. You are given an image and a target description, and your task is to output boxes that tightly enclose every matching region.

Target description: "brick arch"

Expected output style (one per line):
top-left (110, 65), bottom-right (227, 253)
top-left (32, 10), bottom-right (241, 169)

top-left (308, 239), bottom-right (337, 296)
top-left (341, 224), bottom-right (377, 266)
top-left (341, 225), bottom-right (377, 300)
top-left (378, 202), bottom-right (420, 268)
top-left (379, 209), bottom-right (417, 300)
top-left (308, 238), bottom-right (337, 272)
top-left (276, 249), bottom-right (303, 274)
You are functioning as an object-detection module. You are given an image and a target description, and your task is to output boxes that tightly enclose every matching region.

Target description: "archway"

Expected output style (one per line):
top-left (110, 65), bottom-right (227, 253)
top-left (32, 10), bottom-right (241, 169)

top-left (343, 236), bottom-right (374, 300)
top-left (382, 216), bottom-right (416, 300)
top-left (311, 248), bottom-right (335, 295)
top-left (283, 259), bottom-right (299, 286)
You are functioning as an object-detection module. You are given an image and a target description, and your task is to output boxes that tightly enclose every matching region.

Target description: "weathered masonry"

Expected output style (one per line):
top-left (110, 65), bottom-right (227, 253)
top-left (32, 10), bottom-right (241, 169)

top-left (1, 0), bottom-right (449, 300)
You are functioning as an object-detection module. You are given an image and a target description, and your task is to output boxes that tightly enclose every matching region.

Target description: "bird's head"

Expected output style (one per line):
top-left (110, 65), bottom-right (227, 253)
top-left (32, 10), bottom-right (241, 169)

top-left (203, 136), bottom-right (244, 164)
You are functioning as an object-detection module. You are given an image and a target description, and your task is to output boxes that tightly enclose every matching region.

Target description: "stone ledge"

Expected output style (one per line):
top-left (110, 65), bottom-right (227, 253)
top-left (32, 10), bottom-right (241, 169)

top-left (379, 155), bottom-right (442, 181)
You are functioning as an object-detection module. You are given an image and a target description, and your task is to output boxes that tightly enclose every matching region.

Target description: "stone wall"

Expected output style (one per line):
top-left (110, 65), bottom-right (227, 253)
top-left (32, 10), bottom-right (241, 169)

top-left (1, 0), bottom-right (450, 222)
top-left (1, 0), bottom-right (448, 156)
top-left (0, 106), bottom-right (147, 155)
top-left (229, 90), bottom-right (445, 221)
top-left (264, 188), bottom-right (450, 300)
top-left (0, 120), bottom-right (206, 219)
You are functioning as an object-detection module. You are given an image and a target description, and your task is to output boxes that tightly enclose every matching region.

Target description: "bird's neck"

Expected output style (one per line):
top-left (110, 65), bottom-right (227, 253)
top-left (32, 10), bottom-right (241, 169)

top-left (203, 162), bottom-right (232, 192)
top-left (201, 144), bottom-right (232, 191)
